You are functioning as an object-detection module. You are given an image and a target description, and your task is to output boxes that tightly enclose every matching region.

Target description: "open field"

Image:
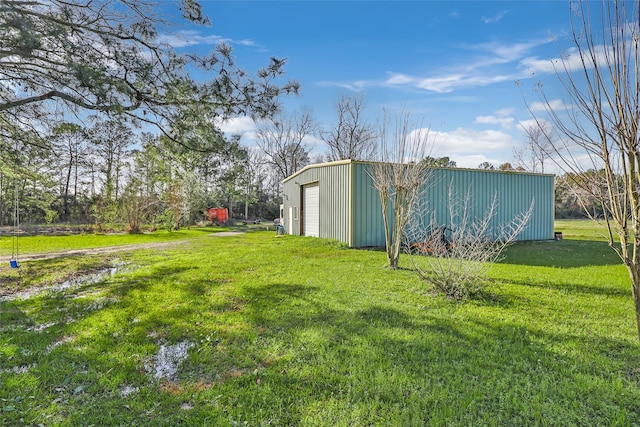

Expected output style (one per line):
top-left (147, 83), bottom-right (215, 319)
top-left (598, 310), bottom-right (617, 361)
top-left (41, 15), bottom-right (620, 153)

top-left (1, 221), bottom-right (639, 426)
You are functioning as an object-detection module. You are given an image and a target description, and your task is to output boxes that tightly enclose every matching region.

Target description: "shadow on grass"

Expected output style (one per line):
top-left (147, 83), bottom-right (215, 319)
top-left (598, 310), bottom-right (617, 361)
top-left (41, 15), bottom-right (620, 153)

top-left (0, 299), bottom-right (31, 326)
top-left (234, 280), bottom-right (640, 425)
top-left (106, 265), bottom-right (193, 297)
top-left (502, 239), bottom-right (622, 268)
top-left (3, 271), bottom-right (640, 426)
top-left (501, 277), bottom-right (631, 298)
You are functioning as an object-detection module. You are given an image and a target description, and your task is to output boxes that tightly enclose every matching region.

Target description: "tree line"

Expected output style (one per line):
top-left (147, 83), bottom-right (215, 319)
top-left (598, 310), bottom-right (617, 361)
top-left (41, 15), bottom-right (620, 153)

top-left (0, 95), bottom-right (595, 230)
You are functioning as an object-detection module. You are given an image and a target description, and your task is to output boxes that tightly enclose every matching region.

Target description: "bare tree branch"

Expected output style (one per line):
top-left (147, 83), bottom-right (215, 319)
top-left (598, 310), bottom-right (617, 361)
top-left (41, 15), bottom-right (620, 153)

top-left (530, 0), bottom-right (640, 338)
top-left (323, 93), bottom-right (377, 161)
top-left (255, 109), bottom-right (316, 192)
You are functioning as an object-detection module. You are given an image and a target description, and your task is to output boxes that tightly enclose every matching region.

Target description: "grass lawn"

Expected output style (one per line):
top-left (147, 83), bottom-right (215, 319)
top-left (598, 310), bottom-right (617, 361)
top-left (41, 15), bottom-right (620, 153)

top-left (1, 221), bottom-right (639, 426)
top-left (0, 227), bottom-right (221, 255)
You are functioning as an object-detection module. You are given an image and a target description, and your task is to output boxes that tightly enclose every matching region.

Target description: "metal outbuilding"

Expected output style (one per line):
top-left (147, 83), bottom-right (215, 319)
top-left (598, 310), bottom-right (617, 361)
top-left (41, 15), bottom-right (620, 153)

top-left (282, 160), bottom-right (554, 247)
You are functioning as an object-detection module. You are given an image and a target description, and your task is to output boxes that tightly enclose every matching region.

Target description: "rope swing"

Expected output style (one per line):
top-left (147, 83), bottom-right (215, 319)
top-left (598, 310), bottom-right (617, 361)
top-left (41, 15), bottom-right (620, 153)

top-left (10, 156), bottom-right (19, 269)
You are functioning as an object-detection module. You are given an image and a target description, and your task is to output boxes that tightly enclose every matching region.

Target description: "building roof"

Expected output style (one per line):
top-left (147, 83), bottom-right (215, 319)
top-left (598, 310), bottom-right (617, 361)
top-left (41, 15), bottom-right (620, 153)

top-left (282, 159), bottom-right (555, 183)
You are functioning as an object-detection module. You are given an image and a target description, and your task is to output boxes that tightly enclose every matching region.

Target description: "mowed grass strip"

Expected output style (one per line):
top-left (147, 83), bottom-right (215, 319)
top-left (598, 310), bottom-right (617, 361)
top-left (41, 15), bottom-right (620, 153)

top-left (1, 224), bottom-right (639, 426)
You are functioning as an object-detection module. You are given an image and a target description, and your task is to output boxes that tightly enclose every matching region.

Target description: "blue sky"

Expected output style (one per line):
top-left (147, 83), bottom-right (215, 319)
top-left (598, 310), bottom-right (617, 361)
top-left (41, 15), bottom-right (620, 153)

top-left (162, 1), bottom-right (585, 170)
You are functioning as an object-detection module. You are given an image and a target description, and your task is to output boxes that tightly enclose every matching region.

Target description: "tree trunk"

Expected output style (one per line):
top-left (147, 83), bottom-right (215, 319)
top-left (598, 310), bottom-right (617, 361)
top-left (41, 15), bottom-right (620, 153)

top-left (63, 146), bottom-right (73, 221)
top-left (0, 172), bottom-right (4, 226)
top-left (73, 145), bottom-right (78, 214)
top-left (628, 264), bottom-right (640, 340)
top-left (245, 194), bottom-right (249, 220)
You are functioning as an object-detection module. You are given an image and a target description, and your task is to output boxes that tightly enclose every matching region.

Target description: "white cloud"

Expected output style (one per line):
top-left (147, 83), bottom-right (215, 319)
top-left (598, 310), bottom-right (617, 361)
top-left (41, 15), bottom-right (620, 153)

top-left (385, 73), bottom-right (414, 85)
top-left (379, 39), bottom-right (550, 93)
top-left (474, 41), bottom-right (539, 62)
top-left (516, 118), bottom-right (541, 131)
top-left (415, 73), bottom-right (514, 93)
top-left (414, 74), bottom-right (466, 93)
top-left (453, 154), bottom-right (504, 169)
top-left (519, 55), bottom-right (563, 74)
top-left (431, 128), bottom-right (515, 154)
top-left (224, 118), bottom-right (325, 150)
top-left (520, 44), bottom-right (613, 76)
top-left (218, 116), bottom-right (256, 134)
top-left (156, 31), bottom-right (256, 49)
top-left (481, 11), bottom-right (508, 24)
top-left (316, 80), bottom-right (368, 91)
top-left (495, 108), bottom-right (514, 116)
top-left (322, 38), bottom-right (553, 94)
top-left (529, 99), bottom-right (569, 112)
top-left (474, 108), bottom-right (516, 129)
top-left (303, 134), bottom-right (325, 147)
top-left (475, 115), bottom-right (515, 128)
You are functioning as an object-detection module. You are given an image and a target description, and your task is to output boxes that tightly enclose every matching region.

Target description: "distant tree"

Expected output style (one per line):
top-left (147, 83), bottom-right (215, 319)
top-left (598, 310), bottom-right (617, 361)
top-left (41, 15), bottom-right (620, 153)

top-left (165, 171), bottom-right (206, 230)
top-left (133, 133), bottom-right (172, 202)
top-left (370, 113), bottom-right (433, 270)
top-left (89, 120), bottom-right (135, 201)
top-left (242, 149), bottom-right (268, 219)
top-left (0, 125), bottom-right (54, 225)
top-left (421, 156), bottom-right (457, 168)
top-left (514, 122), bottom-right (554, 173)
top-left (255, 110), bottom-right (316, 187)
top-left (499, 162), bottom-right (514, 171)
top-left (530, 0), bottom-right (640, 338)
top-left (323, 94), bottom-right (377, 161)
top-left (216, 140), bottom-right (249, 220)
top-left (119, 177), bottom-right (153, 234)
top-left (13, 141), bottom-right (59, 225)
top-left (477, 162), bottom-right (495, 170)
top-left (555, 171), bottom-right (607, 219)
top-left (50, 123), bottom-right (86, 221)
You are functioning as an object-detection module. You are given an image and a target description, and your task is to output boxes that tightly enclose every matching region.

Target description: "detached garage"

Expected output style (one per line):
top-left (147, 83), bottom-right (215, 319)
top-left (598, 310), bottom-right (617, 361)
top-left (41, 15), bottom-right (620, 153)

top-left (282, 160), bottom-right (554, 248)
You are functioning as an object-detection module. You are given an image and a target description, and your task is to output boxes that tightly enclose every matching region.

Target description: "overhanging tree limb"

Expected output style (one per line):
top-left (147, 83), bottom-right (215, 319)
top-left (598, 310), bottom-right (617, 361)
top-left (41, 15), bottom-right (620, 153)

top-left (0, 0), bottom-right (299, 150)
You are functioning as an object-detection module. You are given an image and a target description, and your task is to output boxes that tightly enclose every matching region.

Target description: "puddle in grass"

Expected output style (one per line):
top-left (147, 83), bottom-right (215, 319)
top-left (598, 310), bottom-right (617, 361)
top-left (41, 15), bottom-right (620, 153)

top-left (145, 341), bottom-right (194, 381)
top-left (120, 385), bottom-right (139, 397)
top-left (0, 261), bottom-right (126, 302)
top-left (45, 335), bottom-right (76, 354)
top-left (27, 321), bottom-right (57, 332)
top-left (1, 364), bottom-right (36, 375)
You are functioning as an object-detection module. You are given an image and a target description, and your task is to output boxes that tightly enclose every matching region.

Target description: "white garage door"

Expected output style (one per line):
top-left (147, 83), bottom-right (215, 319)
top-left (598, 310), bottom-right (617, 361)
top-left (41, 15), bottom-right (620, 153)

top-left (303, 183), bottom-right (319, 237)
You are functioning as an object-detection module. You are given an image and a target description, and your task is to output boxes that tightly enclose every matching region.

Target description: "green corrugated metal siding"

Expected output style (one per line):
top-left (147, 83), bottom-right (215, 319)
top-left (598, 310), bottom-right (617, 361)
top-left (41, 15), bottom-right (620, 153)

top-left (284, 161), bottom-right (554, 248)
top-left (282, 162), bottom-right (351, 243)
top-left (420, 168), bottom-right (554, 242)
top-left (351, 162), bottom-right (386, 247)
top-left (282, 177), bottom-right (299, 235)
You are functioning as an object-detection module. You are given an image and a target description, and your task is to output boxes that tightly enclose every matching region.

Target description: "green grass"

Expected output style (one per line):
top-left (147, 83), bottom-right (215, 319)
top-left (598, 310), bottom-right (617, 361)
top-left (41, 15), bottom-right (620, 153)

top-left (554, 218), bottom-right (617, 241)
top-left (0, 227), bottom-right (221, 255)
top-left (1, 222), bottom-right (639, 426)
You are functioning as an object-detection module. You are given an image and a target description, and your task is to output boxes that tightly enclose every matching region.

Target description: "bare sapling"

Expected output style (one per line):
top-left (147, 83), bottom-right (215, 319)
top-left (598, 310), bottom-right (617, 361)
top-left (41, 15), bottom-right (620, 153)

top-left (407, 184), bottom-right (533, 300)
top-left (369, 113), bottom-right (433, 269)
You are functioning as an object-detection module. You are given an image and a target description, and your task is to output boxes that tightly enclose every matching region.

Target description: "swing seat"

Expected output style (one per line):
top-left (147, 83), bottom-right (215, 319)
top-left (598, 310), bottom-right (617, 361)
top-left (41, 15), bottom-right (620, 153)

top-left (10, 259), bottom-right (19, 269)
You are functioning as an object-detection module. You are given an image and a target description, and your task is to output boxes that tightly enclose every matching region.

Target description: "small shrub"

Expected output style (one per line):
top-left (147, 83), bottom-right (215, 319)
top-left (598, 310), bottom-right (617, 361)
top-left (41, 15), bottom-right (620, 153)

top-left (407, 189), bottom-right (532, 300)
